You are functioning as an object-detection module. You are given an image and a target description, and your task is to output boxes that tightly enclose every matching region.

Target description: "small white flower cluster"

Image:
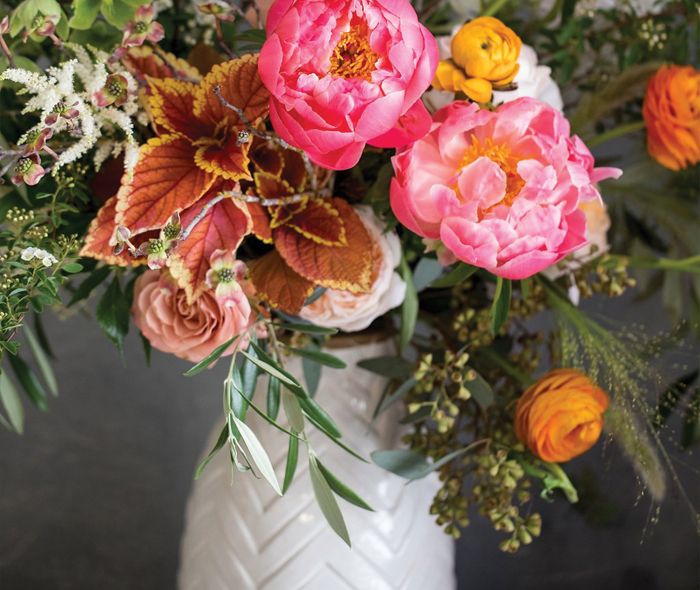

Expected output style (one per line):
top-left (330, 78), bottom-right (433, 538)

top-left (0, 45), bottom-right (141, 174)
top-left (20, 247), bottom-right (58, 267)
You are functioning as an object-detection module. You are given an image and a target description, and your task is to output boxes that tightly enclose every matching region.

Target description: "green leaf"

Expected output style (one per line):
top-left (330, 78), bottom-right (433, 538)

top-left (302, 354), bottom-right (321, 397)
top-left (95, 277), bottom-right (130, 354)
top-left (231, 414), bottom-right (282, 495)
top-left (100, 0), bottom-right (139, 27)
top-left (8, 353), bottom-right (48, 411)
top-left (374, 377), bottom-right (417, 418)
top-left (140, 332), bottom-right (152, 367)
top-left (184, 336), bottom-right (237, 376)
top-left (309, 454), bottom-right (351, 546)
top-left (282, 435), bottom-right (299, 493)
top-left (239, 349), bottom-right (298, 387)
top-left (466, 370), bottom-right (495, 409)
top-left (316, 459), bottom-right (374, 511)
top-left (298, 396), bottom-right (341, 438)
top-left (68, 0), bottom-right (101, 29)
top-left (68, 266), bottom-right (112, 307)
top-left (279, 321), bottom-right (337, 336)
top-left (61, 262), bottom-right (83, 274)
top-left (399, 257), bottom-right (417, 353)
top-left (241, 340), bottom-right (260, 400)
top-left (371, 446), bottom-right (474, 480)
top-left (194, 424), bottom-right (227, 479)
top-left (24, 324), bottom-right (58, 396)
top-left (430, 263), bottom-right (477, 288)
top-left (288, 346), bottom-right (346, 369)
top-left (412, 257), bottom-right (444, 292)
top-left (490, 277), bottom-right (511, 335)
top-left (282, 389), bottom-right (304, 432)
top-left (0, 370), bottom-right (24, 433)
top-left (357, 356), bottom-right (412, 379)
top-left (266, 376), bottom-right (281, 421)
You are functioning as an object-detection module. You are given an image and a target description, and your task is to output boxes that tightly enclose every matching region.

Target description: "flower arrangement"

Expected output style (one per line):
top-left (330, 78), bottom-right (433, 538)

top-left (0, 0), bottom-right (699, 556)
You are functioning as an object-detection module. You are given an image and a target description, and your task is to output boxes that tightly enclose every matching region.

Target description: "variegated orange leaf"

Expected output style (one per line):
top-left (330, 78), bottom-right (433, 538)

top-left (148, 78), bottom-right (209, 140)
top-left (168, 190), bottom-right (253, 302)
top-left (193, 55), bottom-right (269, 129)
top-left (193, 130), bottom-right (252, 181)
top-left (123, 46), bottom-right (201, 86)
top-left (284, 198), bottom-right (345, 246)
top-left (247, 202), bottom-right (272, 243)
top-left (273, 198), bottom-right (373, 293)
top-left (80, 196), bottom-right (148, 266)
top-left (116, 134), bottom-right (215, 235)
top-left (249, 250), bottom-right (314, 314)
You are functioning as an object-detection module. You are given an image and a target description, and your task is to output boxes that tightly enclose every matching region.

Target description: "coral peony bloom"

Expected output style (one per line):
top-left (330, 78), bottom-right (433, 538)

top-left (258, 0), bottom-right (438, 170)
top-left (390, 98), bottom-right (622, 279)
top-left (643, 64), bottom-right (700, 171)
top-left (133, 270), bottom-right (251, 363)
top-left (515, 369), bottom-right (609, 463)
top-left (432, 16), bottom-right (521, 103)
top-left (299, 207), bottom-right (406, 331)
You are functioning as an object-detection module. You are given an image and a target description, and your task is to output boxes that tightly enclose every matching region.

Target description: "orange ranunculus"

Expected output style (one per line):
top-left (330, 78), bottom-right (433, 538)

top-left (643, 64), bottom-right (700, 171)
top-left (515, 369), bottom-right (609, 463)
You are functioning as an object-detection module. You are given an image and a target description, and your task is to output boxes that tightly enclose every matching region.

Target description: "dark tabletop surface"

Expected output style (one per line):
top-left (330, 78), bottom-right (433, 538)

top-left (0, 294), bottom-right (699, 590)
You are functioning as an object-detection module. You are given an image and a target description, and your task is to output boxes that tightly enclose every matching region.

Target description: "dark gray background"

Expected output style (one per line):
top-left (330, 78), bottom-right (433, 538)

top-left (0, 294), bottom-right (699, 590)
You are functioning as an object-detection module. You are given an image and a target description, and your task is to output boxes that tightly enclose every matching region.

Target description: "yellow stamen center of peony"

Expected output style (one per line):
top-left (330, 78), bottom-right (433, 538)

top-left (329, 27), bottom-right (378, 81)
top-left (461, 136), bottom-right (525, 214)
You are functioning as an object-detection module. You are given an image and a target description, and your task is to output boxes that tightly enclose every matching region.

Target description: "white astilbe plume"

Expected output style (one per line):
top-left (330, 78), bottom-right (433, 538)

top-left (0, 45), bottom-right (142, 174)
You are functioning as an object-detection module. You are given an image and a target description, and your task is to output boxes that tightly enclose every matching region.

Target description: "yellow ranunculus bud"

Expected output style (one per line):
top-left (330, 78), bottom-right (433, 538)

top-left (514, 369), bottom-right (609, 463)
top-left (451, 16), bottom-right (521, 89)
top-left (432, 60), bottom-right (493, 103)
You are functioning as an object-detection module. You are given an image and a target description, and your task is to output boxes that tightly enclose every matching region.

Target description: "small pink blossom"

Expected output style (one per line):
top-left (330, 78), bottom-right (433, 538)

top-left (12, 155), bottom-right (46, 186)
top-left (205, 250), bottom-right (249, 305)
top-left (93, 74), bottom-right (130, 107)
top-left (258, 0), bottom-right (438, 170)
top-left (122, 5), bottom-right (165, 48)
top-left (132, 270), bottom-right (252, 363)
top-left (20, 127), bottom-right (53, 156)
top-left (390, 98), bottom-right (622, 279)
top-left (44, 100), bottom-right (80, 126)
top-left (23, 13), bottom-right (60, 44)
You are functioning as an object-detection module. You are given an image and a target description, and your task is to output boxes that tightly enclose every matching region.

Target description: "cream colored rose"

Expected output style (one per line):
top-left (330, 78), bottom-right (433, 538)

top-left (299, 207), bottom-right (406, 332)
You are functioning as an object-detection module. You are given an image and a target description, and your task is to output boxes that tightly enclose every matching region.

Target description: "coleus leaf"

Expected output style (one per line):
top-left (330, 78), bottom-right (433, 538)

top-left (123, 46), bottom-right (202, 86)
top-left (116, 134), bottom-right (215, 235)
top-left (148, 77), bottom-right (208, 140)
top-left (249, 250), bottom-right (314, 314)
top-left (273, 198), bottom-right (373, 293)
top-left (193, 55), bottom-right (270, 129)
top-left (169, 188), bottom-right (252, 302)
top-left (80, 196), bottom-right (149, 266)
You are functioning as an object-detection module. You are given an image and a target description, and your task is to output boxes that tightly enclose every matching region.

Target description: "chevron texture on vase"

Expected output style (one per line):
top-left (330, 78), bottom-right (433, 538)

top-left (178, 340), bottom-right (456, 590)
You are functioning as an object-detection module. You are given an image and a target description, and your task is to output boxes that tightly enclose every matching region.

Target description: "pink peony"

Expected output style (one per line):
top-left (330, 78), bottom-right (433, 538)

top-left (258, 0), bottom-right (439, 170)
top-left (390, 98), bottom-right (622, 279)
top-left (132, 270), bottom-right (251, 363)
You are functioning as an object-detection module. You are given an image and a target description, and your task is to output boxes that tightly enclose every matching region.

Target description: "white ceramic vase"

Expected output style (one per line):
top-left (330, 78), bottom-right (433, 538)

top-left (178, 340), bottom-right (456, 590)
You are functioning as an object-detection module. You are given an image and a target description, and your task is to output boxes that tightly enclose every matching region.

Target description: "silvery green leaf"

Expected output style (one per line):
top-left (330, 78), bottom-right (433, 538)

top-left (232, 414), bottom-right (282, 495)
top-left (282, 389), bottom-right (305, 433)
top-left (309, 454), bottom-right (351, 546)
top-left (0, 370), bottom-right (24, 434)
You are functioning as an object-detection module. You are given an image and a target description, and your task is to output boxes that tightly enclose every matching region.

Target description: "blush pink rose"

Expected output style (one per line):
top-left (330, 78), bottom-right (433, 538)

top-left (132, 270), bottom-right (251, 363)
top-left (258, 0), bottom-right (439, 170)
top-left (390, 98), bottom-right (622, 279)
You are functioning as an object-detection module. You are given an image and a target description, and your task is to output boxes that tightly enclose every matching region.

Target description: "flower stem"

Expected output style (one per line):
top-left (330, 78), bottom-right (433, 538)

top-left (481, 0), bottom-right (511, 17)
top-left (588, 120), bottom-right (646, 148)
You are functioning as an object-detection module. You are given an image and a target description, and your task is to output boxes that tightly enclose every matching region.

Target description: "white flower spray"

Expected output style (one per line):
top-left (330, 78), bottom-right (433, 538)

top-left (0, 44), bottom-right (142, 176)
